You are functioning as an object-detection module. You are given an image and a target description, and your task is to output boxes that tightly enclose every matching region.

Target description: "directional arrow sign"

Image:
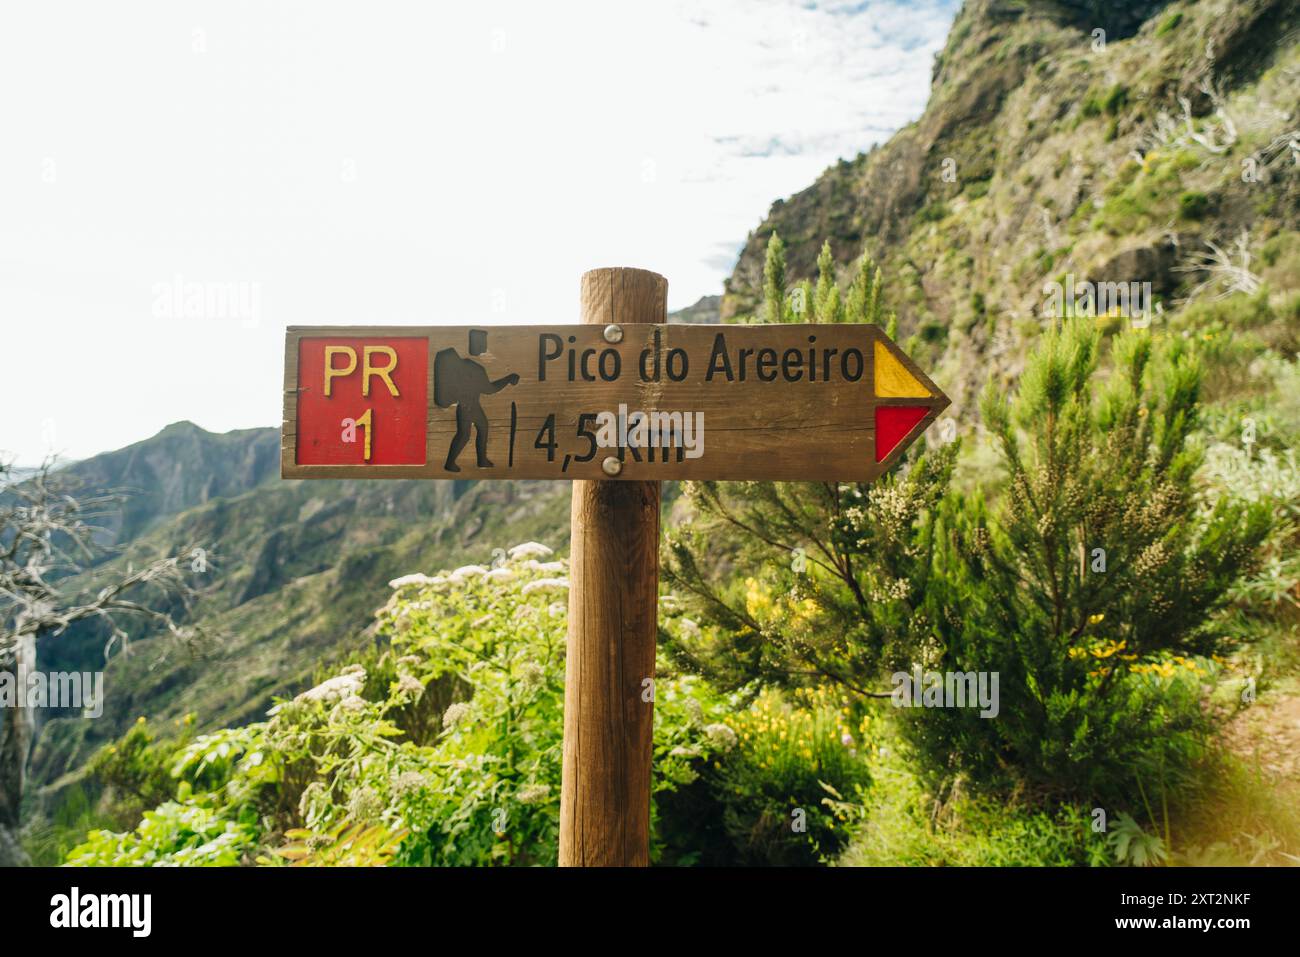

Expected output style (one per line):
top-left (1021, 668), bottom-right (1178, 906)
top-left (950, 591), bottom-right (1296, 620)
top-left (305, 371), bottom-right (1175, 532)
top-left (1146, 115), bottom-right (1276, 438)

top-left (281, 323), bottom-right (949, 482)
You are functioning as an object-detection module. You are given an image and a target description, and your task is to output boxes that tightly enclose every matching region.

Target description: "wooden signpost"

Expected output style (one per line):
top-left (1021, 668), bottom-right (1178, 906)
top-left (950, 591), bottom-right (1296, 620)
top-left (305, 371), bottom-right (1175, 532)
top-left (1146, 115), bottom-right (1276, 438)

top-left (281, 266), bottom-right (949, 866)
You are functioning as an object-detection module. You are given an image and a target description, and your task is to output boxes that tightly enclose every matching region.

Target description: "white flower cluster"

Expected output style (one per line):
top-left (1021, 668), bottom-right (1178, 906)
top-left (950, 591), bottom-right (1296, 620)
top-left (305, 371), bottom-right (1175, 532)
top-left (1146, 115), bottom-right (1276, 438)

top-left (387, 573), bottom-right (442, 589)
top-left (442, 702), bottom-right (472, 729)
top-left (515, 783), bottom-right (551, 805)
top-left (522, 577), bottom-right (568, 595)
top-left (396, 673), bottom-right (424, 698)
top-left (295, 668), bottom-right (366, 704)
top-left (521, 560), bottom-right (565, 574)
top-left (518, 661), bottom-right (545, 693)
top-left (869, 576), bottom-right (911, 602)
top-left (387, 544), bottom-right (566, 595)
top-left (704, 723), bottom-right (738, 751)
top-left (390, 770), bottom-right (432, 797)
top-left (508, 542), bottom-right (554, 561)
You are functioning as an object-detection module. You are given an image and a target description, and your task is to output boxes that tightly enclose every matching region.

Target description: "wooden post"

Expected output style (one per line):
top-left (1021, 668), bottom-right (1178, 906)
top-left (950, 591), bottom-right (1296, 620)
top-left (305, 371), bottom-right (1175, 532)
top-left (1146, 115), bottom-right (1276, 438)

top-left (559, 267), bottom-right (666, 866)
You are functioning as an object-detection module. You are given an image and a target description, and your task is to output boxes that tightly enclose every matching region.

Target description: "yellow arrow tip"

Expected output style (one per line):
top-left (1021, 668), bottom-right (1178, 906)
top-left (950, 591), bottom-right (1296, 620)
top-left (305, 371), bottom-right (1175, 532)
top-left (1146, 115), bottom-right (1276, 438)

top-left (874, 341), bottom-right (931, 398)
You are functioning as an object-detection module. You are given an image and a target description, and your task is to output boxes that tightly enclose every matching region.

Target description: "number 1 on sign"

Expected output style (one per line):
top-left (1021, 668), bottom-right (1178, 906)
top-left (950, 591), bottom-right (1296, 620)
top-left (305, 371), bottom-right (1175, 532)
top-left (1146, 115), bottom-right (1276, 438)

top-left (342, 408), bottom-right (375, 461)
top-left (357, 408), bottom-right (372, 461)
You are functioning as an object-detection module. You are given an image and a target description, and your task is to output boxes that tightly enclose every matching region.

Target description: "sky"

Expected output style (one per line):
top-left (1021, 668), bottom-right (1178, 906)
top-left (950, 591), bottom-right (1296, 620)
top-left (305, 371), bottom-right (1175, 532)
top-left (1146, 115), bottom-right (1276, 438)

top-left (0, 0), bottom-right (958, 464)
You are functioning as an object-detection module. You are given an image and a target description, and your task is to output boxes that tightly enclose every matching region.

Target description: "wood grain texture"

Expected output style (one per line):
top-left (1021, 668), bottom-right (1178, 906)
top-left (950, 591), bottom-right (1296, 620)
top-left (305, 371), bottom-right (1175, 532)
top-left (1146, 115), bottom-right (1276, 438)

top-left (559, 267), bottom-right (665, 867)
top-left (281, 321), bottom-right (949, 482)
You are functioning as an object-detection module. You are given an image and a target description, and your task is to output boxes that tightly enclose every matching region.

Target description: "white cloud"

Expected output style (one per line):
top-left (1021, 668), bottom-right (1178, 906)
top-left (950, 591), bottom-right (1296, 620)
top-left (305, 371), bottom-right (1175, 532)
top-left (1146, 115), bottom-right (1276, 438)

top-left (0, 0), bottom-right (956, 462)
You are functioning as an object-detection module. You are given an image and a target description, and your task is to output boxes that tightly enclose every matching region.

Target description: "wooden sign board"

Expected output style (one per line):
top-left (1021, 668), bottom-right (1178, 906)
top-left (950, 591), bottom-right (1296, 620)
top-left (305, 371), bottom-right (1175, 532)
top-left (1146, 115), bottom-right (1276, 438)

top-left (281, 323), bottom-right (949, 482)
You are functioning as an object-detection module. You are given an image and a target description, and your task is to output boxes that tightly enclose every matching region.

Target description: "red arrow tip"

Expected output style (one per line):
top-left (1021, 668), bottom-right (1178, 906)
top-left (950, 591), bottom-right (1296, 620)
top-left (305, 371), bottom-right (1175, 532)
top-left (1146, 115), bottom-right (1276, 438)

top-left (875, 406), bottom-right (929, 462)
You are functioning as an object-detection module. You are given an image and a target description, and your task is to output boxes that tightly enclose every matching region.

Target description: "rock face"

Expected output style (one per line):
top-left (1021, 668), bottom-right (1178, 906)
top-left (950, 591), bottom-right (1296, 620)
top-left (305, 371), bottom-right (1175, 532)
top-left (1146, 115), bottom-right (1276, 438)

top-left (723, 0), bottom-right (1300, 413)
top-left (1091, 239), bottom-right (1184, 297)
top-left (1050, 1), bottom-right (1175, 39)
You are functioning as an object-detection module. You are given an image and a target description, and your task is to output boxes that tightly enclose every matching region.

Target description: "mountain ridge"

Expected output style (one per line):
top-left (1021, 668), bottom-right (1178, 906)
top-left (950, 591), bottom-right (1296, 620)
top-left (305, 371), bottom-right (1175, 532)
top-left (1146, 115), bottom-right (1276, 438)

top-left (723, 0), bottom-right (1299, 414)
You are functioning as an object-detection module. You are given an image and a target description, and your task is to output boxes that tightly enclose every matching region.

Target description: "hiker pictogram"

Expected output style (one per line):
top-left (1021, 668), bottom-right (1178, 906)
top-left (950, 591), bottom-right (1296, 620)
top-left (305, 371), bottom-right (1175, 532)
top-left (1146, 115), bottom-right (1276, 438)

top-left (434, 329), bottom-right (520, 472)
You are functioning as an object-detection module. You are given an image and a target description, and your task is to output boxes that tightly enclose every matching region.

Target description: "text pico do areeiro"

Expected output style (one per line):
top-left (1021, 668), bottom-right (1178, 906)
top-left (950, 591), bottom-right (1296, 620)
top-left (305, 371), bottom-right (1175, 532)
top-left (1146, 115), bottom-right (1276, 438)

top-left (0, 664), bottom-right (103, 717)
top-left (50, 888), bottom-right (151, 937)
top-left (891, 667), bottom-right (1000, 719)
top-left (529, 328), bottom-right (888, 462)
top-left (537, 328), bottom-right (874, 385)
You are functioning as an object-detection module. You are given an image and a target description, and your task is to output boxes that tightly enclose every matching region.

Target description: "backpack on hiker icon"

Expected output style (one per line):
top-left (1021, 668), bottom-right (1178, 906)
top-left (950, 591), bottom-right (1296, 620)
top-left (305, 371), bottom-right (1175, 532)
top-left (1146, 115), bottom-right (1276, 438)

top-left (434, 330), bottom-right (489, 408)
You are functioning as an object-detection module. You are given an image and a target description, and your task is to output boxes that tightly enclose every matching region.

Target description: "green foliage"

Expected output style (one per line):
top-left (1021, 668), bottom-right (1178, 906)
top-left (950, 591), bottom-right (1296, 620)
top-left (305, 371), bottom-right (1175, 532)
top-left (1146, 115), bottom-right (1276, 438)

top-left (763, 231), bottom-right (787, 323)
top-left (65, 549), bottom-right (754, 866)
top-left (1108, 812), bottom-right (1168, 866)
top-left (87, 715), bottom-right (195, 816)
top-left (917, 200), bottom-right (950, 223)
top-left (845, 246), bottom-right (896, 331)
top-left (20, 785), bottom-right (114, 867)
top-left (814, 240), bottom-right (842, 322)
top-left (67, 802), bottom-right (260, 867)
top-left (1082, 84), bottom-right (1128, 119)
top-left (1178, 190), bottom-right (1210, 220)
top-left (899, 319), bottom-right (1271, 802)
top-left (666, 234), bottom-right (941, 698)
top-left (1094, 151), bottom-right (1200, 235)
top-left (835, 730), bottom-right (1110, 866)
top-left (664, 438), bottom-right (957, 696)
top-left (757, 233), bottom-right (898, 329)
top-left (674, 239), bottom-right (1272, 809)
top-left (709, 686), bottom-right (869, 864)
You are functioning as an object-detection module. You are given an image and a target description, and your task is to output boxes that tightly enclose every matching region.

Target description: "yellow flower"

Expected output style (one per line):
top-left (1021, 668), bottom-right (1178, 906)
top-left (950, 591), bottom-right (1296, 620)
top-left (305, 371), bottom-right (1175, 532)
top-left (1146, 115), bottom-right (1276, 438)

top-left (744, 578), bottom-right (773, 618)
top-left (1089, 638), bottom-right (1126, 659)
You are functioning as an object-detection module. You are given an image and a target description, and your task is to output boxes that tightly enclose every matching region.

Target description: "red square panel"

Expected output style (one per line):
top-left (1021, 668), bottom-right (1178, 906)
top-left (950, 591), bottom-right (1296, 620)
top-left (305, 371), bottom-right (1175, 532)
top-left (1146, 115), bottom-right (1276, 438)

top-left (296, 337), bottom-right (427, 466)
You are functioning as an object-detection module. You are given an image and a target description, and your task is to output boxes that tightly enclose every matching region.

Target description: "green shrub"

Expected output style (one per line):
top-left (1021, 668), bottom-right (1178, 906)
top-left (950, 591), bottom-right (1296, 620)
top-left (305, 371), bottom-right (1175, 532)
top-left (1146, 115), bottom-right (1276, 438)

top-left (1094, 151), bottom-right (1198, 234)
top-left (918, 200), bottom-right (951, 223)
top-left (1156, 12), bottom-right (1183, 36)
top-left (1082, 84), bottom-right (1128, 119)
top-left (86, 715), bottom-right (194, 815)
top-left (835, 732), bottom-right (1110, 866)
top-left (1179, 191), bottom-right (1210, 220)
top-left (894, 319), bottom-right (1271, 804)
top-left (919, 319), bottom-right (948, 344)
top-left (66, 802), bottom-right (260, 867)
top-left (709, 686), bottom-right (870, 865)
top-left (67, 548), bottom-right (737, 866)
